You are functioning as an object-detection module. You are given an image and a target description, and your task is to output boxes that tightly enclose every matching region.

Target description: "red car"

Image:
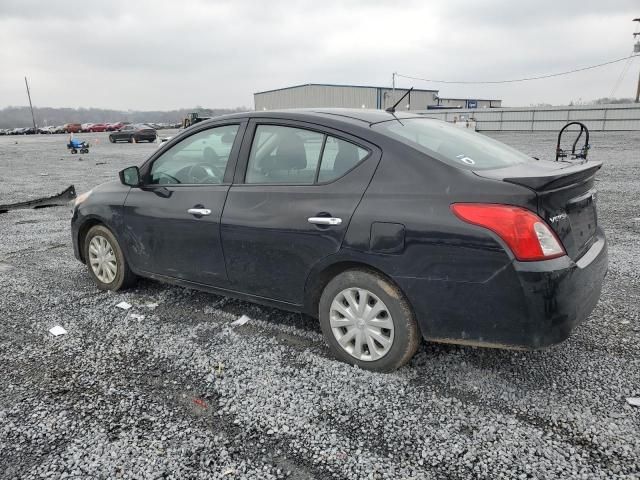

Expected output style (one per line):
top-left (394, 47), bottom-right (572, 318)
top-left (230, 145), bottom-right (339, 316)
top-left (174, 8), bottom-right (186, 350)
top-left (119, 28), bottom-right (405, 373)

top-left (106, 122), bottom-right (129, 131)
top-left (89, 123), bottom-right (107, 132)
top-left (64, 123), bottom-right (82, 133)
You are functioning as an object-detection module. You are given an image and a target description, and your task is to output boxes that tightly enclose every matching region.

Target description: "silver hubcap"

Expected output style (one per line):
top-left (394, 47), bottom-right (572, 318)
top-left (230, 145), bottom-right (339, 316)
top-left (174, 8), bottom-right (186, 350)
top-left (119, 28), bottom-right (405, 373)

top-left (88, 235), bottom-right (117, 284)
top-left (330, 288), bottom-right (394, 362)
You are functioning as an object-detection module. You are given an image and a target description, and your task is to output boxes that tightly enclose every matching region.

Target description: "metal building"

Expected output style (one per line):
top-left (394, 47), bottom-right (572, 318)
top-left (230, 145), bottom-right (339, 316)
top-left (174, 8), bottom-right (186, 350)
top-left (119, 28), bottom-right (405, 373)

top-left (254, 83), bottom-right (439, 111)
top-left (432, 97), bottom-right (502, 109)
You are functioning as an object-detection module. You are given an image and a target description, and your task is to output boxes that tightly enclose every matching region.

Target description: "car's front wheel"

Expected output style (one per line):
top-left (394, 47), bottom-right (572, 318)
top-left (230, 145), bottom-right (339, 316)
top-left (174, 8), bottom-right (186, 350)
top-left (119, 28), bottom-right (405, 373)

top-left (84, 225), bottom-right (136, 291)
top-left (109, 135), bottom-right (115, 143)
top-left (318, 269), bottom-right (420, 372)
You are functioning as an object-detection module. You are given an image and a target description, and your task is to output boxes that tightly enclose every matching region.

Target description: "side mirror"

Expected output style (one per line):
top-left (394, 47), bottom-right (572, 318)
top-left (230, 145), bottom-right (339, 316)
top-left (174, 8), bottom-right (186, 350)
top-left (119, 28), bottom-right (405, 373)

top-left (119, 166), bottom-right (141, 187)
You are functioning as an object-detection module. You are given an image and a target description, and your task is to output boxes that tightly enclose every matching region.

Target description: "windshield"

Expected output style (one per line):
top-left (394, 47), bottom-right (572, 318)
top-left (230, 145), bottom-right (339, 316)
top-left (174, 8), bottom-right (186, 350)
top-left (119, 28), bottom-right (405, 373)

top-left (373, 118), bottom-right (532, 170)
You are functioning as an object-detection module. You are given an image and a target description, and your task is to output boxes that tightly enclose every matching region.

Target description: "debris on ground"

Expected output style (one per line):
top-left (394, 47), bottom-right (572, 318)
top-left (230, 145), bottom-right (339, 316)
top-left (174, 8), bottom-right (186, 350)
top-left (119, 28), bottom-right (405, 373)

top-left (129, 313), bottom-right (145, 321)
top-left (115, 301), bottom-right (132, 310)
top-left (0, 185), bottom-right (76, 214)
top-left (230, 315), bottom-right (250, 326)
top-left (192, 398), bottom-right (208, 409)
top-left (48, 325), bottom-right (67, 336)
top-left (144, 302), bottom-right (159, 310)
top-left (627, 397), bottom-right (640, 407)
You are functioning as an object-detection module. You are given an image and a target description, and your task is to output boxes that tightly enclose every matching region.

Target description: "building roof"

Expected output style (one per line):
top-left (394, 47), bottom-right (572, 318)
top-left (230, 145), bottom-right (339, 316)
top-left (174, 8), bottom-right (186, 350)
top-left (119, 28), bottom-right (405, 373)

top-left (254, 83), bottom-right (439, 95)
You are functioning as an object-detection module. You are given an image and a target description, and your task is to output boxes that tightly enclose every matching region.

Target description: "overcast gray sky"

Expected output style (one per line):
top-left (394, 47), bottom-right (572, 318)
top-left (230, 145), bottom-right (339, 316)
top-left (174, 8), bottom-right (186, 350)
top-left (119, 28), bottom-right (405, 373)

top-left (1, 0), bottom-right (638, 110)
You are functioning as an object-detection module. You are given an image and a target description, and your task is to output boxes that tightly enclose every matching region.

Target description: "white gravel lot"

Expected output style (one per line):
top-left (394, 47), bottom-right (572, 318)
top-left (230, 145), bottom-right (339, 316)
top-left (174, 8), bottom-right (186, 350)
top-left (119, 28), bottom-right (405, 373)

top-left (0, 129), bottom-right (639, 479)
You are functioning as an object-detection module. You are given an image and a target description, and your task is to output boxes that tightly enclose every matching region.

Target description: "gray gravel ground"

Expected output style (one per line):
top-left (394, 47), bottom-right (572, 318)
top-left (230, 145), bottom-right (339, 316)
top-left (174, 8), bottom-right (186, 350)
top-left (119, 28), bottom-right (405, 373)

top-left (0, 129), bottom-right (639, 479)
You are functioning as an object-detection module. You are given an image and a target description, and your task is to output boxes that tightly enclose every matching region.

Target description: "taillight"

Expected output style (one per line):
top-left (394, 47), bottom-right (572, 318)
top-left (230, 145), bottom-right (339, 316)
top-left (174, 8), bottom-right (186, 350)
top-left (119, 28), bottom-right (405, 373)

top-left (451, 203), bottom-right (565, 261)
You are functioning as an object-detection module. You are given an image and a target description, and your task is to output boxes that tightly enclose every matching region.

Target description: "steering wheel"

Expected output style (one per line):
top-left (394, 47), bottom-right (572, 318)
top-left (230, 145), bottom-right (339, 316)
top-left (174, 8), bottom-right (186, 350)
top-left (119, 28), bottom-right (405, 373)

top-left (154, 171), bottom-right (181, 184)
top-left (186, 163), bottom-right (223, 184)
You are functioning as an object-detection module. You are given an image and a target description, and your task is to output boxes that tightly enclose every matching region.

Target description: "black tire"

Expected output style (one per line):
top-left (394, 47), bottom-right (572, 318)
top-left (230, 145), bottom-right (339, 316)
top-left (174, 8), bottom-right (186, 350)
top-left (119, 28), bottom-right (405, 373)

top-left (318, 269), bottom-right (420, 372)
top-left (130, 135), bottom-right (136, 143)
top-left (83, 224), bottom-right (137, 291)
top-left (109, 135), bottom-right (115, 143)
top-left (71, 149), bottom-right (77, 154)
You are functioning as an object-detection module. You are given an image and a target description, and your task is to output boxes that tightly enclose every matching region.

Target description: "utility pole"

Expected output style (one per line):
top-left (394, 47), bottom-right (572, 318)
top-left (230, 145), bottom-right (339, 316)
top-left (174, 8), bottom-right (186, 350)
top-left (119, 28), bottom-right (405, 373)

top-left (634, 19), bottom-right (640, 102)
top-left (24, 76), bottom-right (37, 130)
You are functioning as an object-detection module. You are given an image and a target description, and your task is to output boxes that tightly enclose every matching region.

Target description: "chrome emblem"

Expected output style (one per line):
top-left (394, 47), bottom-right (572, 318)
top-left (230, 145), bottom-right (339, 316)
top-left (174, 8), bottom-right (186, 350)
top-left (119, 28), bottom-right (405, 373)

top-left (549, 212), bottom-right (568, 223)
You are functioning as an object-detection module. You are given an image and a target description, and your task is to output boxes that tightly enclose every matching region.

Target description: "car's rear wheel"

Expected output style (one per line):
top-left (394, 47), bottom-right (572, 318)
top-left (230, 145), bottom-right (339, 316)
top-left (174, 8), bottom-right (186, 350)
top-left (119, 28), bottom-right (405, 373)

top-left (318, 269), bottom-right (419, 372)
top-left (84, 225), bottom-right (136, 291)
top-left (109, 135), bottom-right (115, 143)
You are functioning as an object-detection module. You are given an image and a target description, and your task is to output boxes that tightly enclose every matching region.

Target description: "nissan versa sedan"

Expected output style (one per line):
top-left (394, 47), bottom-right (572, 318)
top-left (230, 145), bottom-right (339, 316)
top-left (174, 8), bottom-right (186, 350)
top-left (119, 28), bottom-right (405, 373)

top-left (71, 109), bottom-right (607, 372)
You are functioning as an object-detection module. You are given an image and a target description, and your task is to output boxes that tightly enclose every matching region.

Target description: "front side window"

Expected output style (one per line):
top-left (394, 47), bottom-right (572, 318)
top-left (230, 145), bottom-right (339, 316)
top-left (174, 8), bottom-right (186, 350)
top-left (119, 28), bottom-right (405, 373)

top-left (373, 118), bottom-right (532, 170)
top-left (246, 125), bottom-right (324, 184)
top-left (149, 124), bottom-right (238, 185)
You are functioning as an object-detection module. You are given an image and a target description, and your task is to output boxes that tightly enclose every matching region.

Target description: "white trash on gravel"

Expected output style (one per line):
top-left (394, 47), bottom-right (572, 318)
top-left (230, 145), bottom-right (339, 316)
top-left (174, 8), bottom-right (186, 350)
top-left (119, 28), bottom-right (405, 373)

top-left (48, 325), bottom-right (67, 336)
top-left (627, 397), bottom-right (640, 407)
top-left (115, 301), bottom-right (132, 310)
top-left (230, 315), bottom-right (250, 326)
top-left (129, 313), bottom-right (145, 321)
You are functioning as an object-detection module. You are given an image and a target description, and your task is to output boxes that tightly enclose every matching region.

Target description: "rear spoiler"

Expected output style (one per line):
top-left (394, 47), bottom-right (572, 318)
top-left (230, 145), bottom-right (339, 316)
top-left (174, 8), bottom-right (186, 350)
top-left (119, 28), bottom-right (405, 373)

top-left (475, 161), bottom-right (602, 191)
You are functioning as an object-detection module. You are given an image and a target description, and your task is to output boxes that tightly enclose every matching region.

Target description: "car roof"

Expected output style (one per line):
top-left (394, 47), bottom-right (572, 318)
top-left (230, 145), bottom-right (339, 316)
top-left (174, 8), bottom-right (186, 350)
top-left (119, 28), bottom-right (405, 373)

top-left (203, 108), bottom-right (429, 127)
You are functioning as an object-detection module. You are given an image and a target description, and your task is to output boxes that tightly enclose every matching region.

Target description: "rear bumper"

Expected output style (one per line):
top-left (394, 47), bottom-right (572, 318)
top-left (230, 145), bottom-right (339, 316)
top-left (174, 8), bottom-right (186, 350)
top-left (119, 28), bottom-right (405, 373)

top-left (394, 228), bottom-right (608, 349)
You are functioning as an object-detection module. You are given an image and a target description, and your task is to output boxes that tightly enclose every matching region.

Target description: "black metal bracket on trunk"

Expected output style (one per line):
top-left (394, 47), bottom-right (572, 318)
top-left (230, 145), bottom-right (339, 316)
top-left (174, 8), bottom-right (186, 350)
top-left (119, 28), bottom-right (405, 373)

top-left (0, 185), bottom-right (76, 214)
top-left (556, 122), bottom-right (590, 162)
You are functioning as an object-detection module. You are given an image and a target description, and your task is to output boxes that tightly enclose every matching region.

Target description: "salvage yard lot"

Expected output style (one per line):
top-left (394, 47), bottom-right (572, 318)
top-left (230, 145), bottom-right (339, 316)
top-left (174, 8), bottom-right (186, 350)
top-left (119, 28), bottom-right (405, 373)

top-left (0, 130), bottom-right (639, 479)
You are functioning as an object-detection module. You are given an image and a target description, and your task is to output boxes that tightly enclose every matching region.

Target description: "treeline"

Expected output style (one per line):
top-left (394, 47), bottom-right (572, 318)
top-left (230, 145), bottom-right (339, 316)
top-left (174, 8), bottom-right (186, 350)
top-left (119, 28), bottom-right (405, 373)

top-left (0, 106), bottom-right (249, 128)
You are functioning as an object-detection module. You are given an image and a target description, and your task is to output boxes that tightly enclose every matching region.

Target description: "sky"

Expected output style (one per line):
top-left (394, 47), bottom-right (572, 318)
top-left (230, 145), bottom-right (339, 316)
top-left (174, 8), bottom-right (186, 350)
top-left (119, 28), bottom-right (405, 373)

top-left (0, 0), bottom-right (638, 110)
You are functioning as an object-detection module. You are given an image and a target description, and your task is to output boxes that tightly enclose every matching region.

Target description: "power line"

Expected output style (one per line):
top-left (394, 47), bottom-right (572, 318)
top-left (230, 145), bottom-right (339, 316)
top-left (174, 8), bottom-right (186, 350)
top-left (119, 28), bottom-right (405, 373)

top-left (609, 52), bottom-right (635, 97)
top-left (396, 55), bottom-right (638, 85)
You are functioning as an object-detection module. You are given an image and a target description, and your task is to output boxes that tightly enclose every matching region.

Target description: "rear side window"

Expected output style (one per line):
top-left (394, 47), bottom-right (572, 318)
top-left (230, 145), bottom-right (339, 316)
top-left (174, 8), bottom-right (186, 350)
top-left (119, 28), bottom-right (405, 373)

top-left (318, 136), bottom-right (369, 182)
top-left (246, 125), bottom-right (369, 184)
top-left (373, 118), bottom-right (532, 170)
top-left (246, 125), bottom-right (323, 184)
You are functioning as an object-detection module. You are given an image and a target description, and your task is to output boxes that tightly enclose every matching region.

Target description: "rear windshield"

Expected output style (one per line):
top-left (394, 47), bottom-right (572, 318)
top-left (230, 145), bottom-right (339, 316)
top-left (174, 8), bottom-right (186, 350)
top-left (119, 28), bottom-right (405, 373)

top-left (373, 118), bottom-right (532, 170)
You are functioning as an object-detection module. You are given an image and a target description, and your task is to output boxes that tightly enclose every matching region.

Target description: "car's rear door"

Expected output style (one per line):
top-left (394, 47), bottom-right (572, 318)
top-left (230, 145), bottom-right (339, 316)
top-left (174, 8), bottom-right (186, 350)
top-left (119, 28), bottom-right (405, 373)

top-left (220, 119), bottom-right (381, 305)
top-left (122, 120), bottom-right (246, 285)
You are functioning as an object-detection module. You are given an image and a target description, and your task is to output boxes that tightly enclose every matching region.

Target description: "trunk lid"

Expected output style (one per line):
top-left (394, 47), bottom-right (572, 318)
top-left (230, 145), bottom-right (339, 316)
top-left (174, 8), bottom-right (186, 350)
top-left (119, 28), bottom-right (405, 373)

top-left (475, 160), bottom-right (602, 260)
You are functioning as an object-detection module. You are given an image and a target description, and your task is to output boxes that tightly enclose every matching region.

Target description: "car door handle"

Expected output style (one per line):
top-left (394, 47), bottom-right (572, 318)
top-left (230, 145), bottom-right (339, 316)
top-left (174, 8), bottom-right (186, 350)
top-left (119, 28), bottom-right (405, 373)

top-left (187, 208), bottom-right (212, 216)
top-left (308, 216), bottom-right (342, 225)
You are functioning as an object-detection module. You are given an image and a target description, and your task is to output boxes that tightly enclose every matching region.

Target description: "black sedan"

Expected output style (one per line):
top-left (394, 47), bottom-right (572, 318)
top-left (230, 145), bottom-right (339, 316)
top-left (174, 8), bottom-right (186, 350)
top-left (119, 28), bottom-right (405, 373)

top-left (71, 109), bottom-right (607, 372)
top-left (108, 124), bottom-right (157, 143)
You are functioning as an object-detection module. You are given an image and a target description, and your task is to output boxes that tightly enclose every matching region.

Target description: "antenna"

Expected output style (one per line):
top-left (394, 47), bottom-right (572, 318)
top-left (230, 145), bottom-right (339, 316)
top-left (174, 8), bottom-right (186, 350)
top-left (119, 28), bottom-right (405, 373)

top-left (386, 87), bottom-right (414, 113)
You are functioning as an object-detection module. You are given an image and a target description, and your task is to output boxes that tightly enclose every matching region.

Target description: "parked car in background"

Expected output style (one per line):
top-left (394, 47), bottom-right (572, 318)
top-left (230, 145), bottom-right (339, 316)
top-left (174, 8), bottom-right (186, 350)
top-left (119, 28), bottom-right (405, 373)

top-left (72, 109), bottom-right (608, 372)
top-left (108, 124), bottom-right (157, 143)
top-left (11, 127), bottom-right (35, 135)
top-left (0, 129), bottom-right (8, 135)
top-left (64, 123), bottom-right (82, 133)
top-left (106, 122), bottom-right (129, 131)
top-left (81, 123), bottom-right (94, 133)
top-left (89, 123), bottom-right (108, 132)
top-left (38, 126), bottom-right (56, 134)
top-left (53, 125), bottom-right (66, 134)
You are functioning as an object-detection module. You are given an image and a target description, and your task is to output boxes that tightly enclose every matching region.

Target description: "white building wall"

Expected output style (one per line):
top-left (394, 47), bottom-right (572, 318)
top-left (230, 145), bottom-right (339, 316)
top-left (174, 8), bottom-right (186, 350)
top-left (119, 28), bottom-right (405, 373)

top-left (418, 104), bottom-right (640, 131)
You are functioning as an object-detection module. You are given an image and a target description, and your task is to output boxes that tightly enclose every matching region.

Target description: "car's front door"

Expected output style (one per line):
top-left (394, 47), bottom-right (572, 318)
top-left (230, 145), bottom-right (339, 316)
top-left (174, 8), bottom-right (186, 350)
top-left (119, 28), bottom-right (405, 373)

top-left (122, 121), bottom-right (246, 285)
top-left (221, 120), bottom-right (380, 304)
